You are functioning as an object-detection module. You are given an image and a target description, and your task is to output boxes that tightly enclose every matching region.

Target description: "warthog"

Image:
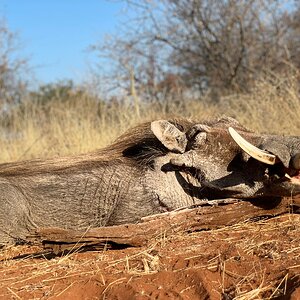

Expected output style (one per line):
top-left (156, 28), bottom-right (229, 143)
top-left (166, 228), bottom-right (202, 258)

top-left (0, 117), bottom-right (299, 244)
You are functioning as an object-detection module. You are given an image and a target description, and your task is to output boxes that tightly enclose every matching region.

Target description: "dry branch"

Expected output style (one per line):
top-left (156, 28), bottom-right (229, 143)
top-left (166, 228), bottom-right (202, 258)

top-left (28, 196), bottom-right (300, 253)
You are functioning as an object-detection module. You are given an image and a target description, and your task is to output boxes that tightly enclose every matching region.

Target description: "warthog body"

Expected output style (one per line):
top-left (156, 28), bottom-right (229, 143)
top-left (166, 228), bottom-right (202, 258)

top-left (0, 116), bottom-right (300, 244)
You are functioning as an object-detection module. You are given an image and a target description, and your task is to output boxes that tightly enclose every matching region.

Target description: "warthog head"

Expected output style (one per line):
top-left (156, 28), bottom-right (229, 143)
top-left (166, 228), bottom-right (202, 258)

top-left (151, 117), bottom-right (300, 200)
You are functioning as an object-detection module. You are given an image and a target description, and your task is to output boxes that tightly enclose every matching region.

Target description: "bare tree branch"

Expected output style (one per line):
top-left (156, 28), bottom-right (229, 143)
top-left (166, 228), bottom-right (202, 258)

top-left (29, 196), bottom-right (300, 253)
top-left (93, 0), bottom-right (297, 101)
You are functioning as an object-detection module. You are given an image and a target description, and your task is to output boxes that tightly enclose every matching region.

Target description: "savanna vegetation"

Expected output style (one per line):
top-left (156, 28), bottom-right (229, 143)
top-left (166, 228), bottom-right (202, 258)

top-left (0, 2), bottom-right (300, 298)
top-left (1, 68), bottom-right (300, 164)
top-left (0, 0), bottom-right (300, 163)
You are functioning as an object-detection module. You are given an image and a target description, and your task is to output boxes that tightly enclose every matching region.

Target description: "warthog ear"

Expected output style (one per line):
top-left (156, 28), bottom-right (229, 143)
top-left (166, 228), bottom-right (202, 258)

top-left (151, 120), bottom-right (187, 153)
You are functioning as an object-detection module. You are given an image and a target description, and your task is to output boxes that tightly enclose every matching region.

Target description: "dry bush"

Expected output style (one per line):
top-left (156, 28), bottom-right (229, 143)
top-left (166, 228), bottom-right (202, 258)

top-left (218, 68), bottom-right (300, 135)
top-left (96, 0), bottom-right (297, 98)
top-left (0, 70), bottom-right (299, 164)
top-left (0, 93), bottom-right (216, 163)
top-left (0, 72), bottom-right (299, 296)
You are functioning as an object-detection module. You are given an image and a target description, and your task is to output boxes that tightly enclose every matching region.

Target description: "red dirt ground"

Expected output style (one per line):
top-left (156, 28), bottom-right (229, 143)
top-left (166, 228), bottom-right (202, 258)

top-left (0, 214), bottom-right (300, 300)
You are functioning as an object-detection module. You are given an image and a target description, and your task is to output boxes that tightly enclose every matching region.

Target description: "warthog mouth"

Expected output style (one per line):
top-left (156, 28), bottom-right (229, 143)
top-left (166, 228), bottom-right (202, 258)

top-left (282, 169), bottom-right (300, 185)
top-left (268, 161), bottom-right (300, 186)
top-left (229, 127), bottom-right (300, 187)
top-left (174, 162), bottom-right (300, 199)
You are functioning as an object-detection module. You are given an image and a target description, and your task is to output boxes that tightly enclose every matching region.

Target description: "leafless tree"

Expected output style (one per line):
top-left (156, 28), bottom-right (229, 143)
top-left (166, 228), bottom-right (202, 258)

top-left (284, 2), bottom-right (300, 70)
top-left (93, 0), bottom-right (297, 101)
top-left (0, 21), bottom-right (29, 107)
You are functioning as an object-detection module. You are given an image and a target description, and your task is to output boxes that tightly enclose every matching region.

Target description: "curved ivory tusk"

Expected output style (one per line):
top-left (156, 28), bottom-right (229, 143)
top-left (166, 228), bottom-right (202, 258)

top-left (228, 127), bottom-right (276, 165)
top-left (291, 153), bottom-right (300, 169)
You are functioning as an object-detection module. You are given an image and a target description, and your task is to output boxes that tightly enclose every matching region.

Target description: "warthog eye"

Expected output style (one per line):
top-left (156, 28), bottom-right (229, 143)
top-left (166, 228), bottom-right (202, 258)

top-left (188, 132), bottom-right (207, 150)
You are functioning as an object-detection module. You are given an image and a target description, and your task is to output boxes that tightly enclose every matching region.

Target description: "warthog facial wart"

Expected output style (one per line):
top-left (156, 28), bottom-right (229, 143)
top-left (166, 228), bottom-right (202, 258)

top-left (0, 116), bottom-right (299, 244)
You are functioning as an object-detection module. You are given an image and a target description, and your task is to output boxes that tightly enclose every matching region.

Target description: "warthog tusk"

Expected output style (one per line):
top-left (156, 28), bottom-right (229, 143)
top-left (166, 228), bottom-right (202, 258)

top-left (291, 153), bottom-right (300, 170)
top-left (228, 127), bottom-right (276, 165)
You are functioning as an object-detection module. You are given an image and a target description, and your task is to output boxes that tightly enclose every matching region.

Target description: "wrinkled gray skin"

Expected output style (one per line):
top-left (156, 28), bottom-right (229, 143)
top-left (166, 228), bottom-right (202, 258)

top-left (0, 117), bottom-right (203, 244)
top-left (152, 117), bottom-right (300, 200)
top-left (0, 116), bottom-right (299, 245)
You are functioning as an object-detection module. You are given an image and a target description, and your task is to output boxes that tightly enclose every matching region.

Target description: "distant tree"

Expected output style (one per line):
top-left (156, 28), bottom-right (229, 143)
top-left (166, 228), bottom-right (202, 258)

top-left (30, 80), bottom-right (86, 106)
top-left (284, 2), bottom-right (300, 70)
top-left (93, 0), bottom-right (297, 101)
top-left (0, 21), bottom-right (29, 107)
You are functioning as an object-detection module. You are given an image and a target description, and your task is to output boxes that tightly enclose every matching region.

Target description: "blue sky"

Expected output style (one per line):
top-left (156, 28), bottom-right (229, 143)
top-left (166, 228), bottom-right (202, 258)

top-left (0, 0), bottom-right (124, 84)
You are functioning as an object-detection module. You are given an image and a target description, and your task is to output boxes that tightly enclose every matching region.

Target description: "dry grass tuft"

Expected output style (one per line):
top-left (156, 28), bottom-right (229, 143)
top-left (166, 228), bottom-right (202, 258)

top-left (0, 95), bottom-right (217, 163)
top-left (0, 215), bottom-right (299, 298)
top-left (219, 68), bottom-right (300, 135)
top-left (0, 70), bottom-right (299, 298)
top-left (0, 246), bottom-right (109, 298)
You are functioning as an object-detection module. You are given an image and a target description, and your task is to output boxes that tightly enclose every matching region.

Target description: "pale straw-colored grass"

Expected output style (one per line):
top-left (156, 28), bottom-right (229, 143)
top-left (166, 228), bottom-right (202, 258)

top-left (0, 70), bottom-right (299, 298)
top-left (1, 70), bottom-right (299, 164)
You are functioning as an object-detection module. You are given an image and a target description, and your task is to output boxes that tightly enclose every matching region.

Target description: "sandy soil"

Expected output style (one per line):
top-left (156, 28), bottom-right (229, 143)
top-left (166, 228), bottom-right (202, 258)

top-left (0, 214), bottom-right (300, 300)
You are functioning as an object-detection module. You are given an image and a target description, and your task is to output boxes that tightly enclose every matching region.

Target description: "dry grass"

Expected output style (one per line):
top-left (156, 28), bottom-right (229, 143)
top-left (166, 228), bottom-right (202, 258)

top-left (0, 70), bottom-right (299, 164)
top-left (0, 248), bottom-right (108, 298)
top-left (0, 215), bottom-right (299, 298)
top-left (219, 68), bottom-right (300, 135)
top-left (0, 70), bottom-right (299, 298)
top-left (154, 213), bottom-right (300, 299)
top-left (0, 95), bottom-right (217, 163)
